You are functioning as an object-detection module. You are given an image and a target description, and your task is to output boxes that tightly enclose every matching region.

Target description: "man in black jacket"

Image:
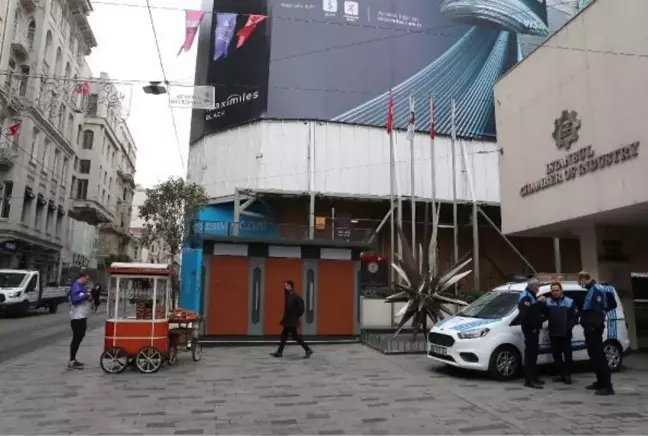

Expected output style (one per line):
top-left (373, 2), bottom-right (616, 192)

top-left (271, 280), bottom-right (313, 358)
top-left (518, 278), bottom-right (546, 389)
top-left (544, 281), bottom-right (578, 384)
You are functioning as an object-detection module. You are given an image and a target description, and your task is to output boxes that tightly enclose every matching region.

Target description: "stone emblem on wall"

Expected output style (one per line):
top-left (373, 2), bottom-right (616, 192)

top-left (552, 110), bottom-right (581, 151)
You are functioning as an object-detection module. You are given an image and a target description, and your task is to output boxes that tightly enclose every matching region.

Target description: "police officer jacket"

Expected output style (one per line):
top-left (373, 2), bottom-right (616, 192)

top-left (544, 296), bottom-right (578, 337)
top-left (518, 289), bottom-right (544, 332)
top-left (581, 281), bottom-right (606, 328)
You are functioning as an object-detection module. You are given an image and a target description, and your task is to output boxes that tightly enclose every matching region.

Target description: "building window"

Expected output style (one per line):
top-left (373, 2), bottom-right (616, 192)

top-left (29, 128), bottom-right (39, 160)
top-left (0, 181), bottom-right (13, 219)
top-left (35, 202), bottom-right (43, 229)
top-left (87, 94), bottom-right (98, 115)
top-left (21, 196), bottom-right (32, 224)
top-left (54, 47), bottom-right (62, 77)
top-left (79, 159), bottom-right (91, 174)
top-left (27, 20), bottom-right (35, 52)
top-left (76, 179), bottom-right (88, 200)
top-left (44, 31), bottom-right (52, 68)
top-left (45, 208), bottom-right (52, 234)
top-left (82, 130), bottom-right (93, 149)
top-left (52, 149), bottom-right (60, 176)
top-left (41, 139), bottom-right (50, 167)
top-left (19, 66), bottom-right (29, 96)
top-left (62, 158), bottom-right (69, 184)
top-left (56, 214), bottom-right (62, 237)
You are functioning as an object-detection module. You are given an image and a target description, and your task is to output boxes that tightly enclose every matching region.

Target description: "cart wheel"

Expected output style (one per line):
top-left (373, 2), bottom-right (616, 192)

top-left (135, 347), bottom-right (163, 373)
top-left (192, 341), bottom-right (203, 362)
top-left (168, 345), bottom-right (179, 366)
top-left (100, 347), bottom-right (129, 374)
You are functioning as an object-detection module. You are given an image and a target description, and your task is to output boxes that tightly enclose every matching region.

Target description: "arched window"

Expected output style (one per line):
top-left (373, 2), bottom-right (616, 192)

top-left (82, 130), bottom-right (93, 149)
top-left (44, 31), bottom-right (53, 66)
top-left (57, 105), bottom-right (65, 131)
top-left (27, 20), bottom-right (35, 52)
top-left (77, 125), bottom-right (82, 146)
top-left (64, 62), bottom-right (70, 78)
top-left (54, 47), bottom-right (62, 76)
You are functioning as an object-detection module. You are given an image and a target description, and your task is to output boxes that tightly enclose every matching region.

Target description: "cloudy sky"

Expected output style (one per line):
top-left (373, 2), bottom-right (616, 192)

top-left (87, 0), bottom-right (201, 188)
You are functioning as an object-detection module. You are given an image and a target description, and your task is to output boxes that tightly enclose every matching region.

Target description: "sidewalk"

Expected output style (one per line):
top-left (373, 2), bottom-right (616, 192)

top-left (1, 327), bottom-right (648, 435)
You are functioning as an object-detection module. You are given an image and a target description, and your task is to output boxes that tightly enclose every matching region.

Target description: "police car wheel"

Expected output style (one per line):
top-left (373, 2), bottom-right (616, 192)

top-left (603, 340), bottom-right (623, 372)
top-left (488, 345), bottom-right (521, 381)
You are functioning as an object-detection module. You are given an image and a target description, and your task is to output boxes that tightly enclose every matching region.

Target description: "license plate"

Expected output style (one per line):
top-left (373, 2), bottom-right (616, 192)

top-left (429, 344), bottom-right (448, 356)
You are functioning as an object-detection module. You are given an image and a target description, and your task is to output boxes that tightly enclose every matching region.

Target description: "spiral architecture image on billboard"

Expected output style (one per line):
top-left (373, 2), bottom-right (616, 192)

top-left (200, 0), bottom-right (573, 140)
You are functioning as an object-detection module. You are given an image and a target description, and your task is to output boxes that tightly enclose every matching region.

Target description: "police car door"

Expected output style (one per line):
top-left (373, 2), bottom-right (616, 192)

top-left (537, 290), bottom-right (553, 365)
top-left (563, 289), bottom-right (588, 362)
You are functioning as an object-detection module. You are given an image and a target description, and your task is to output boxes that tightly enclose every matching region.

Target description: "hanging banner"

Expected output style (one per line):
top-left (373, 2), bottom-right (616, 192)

top-left (178, 10), bottom-right (206, 56)
top-left (169, 85), bottom-right (216, 110)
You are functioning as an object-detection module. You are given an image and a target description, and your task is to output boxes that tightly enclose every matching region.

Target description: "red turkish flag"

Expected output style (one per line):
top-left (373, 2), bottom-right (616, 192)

top-left (76, 81), bottom-right (89, 95)
top-left (386, 91), bottom-right (394, 135)
top-left (236, 14), bottom-right (266, 49)
top-left (8, 122), bottom-right (20, 136)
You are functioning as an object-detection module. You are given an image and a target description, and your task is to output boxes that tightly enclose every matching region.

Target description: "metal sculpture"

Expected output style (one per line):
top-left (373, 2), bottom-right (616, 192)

top-left (386, 202), bottom-right (472, 339)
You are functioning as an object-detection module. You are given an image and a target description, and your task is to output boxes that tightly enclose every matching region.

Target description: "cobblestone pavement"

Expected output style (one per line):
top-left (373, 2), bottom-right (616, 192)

top-left (1, 328), bottom-right (648, 435)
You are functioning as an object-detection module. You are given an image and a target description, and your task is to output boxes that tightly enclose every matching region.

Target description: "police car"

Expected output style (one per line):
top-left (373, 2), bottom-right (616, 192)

top-left (426, 275), bottom-right (631, 380)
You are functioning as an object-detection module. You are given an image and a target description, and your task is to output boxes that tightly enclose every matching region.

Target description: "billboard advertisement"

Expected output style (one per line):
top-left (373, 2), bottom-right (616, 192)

top-left (204, 0), bottom-right (271, 133)
top-left (198, 0), bottom-right (576, 141)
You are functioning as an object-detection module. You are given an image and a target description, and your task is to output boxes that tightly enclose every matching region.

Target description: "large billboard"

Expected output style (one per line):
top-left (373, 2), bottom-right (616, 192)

top-left (196, 0), bottom-right (576, 141)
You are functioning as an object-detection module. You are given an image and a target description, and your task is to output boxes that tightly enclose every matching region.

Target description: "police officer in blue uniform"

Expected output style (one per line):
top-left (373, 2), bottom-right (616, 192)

top-left (544, 281), bottom-right (578, 384)
top-left (578, 271), bottom-right (614, 395)
top-left (518, 278), bottom-right (546, 389)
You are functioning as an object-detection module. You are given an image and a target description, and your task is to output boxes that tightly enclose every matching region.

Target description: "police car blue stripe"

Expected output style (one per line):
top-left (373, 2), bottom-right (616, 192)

top-left (453, 318), bottom-right (500, 331)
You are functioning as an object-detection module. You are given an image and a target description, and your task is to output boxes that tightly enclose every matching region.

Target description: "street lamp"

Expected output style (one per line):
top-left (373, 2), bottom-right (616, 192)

top-left (143, 81), bottom-right (167, 95)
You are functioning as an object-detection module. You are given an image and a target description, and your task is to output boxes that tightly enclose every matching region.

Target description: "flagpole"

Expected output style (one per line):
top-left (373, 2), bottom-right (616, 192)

top-left (387, 92), bottom-right (396, 294)
top-left (408, 94), bottom-right (416, 258)
top-left (450, 98), bottom-right (459, 293)
top-left (395, 134), bottom-right (403, 263)
top-left (458, 130), bottom-right (480, 291)
top-left (429, 96), bottom-right (437, 273)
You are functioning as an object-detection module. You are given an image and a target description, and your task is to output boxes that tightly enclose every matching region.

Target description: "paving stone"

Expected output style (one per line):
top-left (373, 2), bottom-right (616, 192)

top-left (2, 328), bottom-right (648, 434)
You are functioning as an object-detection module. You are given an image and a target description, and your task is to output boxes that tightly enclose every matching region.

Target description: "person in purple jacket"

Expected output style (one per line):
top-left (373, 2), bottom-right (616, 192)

top-left (68, 272), bottom-right (90, 370)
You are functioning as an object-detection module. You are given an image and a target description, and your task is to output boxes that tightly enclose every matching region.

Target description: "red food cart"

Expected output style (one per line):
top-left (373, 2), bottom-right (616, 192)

top-left (100, 262), bottom-right (174, 374)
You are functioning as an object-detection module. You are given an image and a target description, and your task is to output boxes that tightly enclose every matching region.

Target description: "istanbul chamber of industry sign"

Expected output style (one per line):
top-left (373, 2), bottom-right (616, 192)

top-left (520, 110), bottom-right (641, 197)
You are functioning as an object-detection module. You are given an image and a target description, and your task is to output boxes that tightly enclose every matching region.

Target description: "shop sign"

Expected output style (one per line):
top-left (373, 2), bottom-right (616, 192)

top-left (520, 110), bottom-right (640, 197)
top-left (1, 240), bottom-right (18, 252)
top-left (315, 216), bottom-right (326, 230)
top-left (73, 253), bottom-right (90, 268)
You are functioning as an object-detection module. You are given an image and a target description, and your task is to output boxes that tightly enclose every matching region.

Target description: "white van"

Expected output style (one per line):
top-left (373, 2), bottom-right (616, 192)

top-left (427, 279), bottom-right (631, 380)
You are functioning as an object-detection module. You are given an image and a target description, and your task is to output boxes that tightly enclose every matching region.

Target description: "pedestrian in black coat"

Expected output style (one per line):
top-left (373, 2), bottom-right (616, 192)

top-left (271, 280), bottom-right (313, 358)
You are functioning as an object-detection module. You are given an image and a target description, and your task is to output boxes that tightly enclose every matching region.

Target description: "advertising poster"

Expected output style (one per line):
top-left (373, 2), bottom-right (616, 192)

top-left (199, 0), bottom-right (577, 140)
top-left (203, 0), bottom-right (271, 133)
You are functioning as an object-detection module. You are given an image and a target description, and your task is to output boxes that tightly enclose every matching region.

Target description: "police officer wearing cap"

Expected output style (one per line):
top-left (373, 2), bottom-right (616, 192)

top-left (518, 277), bottom-right (546, 389)
top-left (579, 271), bottom-right (614, 395)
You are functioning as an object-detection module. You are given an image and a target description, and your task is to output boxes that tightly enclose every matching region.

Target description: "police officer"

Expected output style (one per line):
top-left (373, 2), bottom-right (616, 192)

top-left (545, 281), bottom-right (578, 384)
top-left (578, 271), bottom-right (614, 395)
top-left (518, 277), bottom-right (546, 389)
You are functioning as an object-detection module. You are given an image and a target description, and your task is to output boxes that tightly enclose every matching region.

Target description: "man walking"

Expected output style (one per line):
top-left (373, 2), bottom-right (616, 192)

top-left (579, 271), bottom-right (614, 395)
top-left (68, 272), bottom-right (91, 370)
top-left (271, 280), bottom-right (313, 358)
top-left (518, 277), bottom-right (546, 389)
top-left (545, 281), bottom-right (578, 384)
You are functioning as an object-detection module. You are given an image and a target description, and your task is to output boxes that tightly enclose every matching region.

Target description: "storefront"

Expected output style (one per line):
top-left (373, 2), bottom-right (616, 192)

top-left (494, 0), bottom-right (648, 349)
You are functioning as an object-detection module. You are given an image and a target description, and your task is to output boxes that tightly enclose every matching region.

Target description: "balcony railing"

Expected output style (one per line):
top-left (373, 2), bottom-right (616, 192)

top-left (0, 137), bottom-right (19, 167)
top-left (11, 29), bottom-right (34, 59)
top-left (189, 220), bottom-right (373, 244)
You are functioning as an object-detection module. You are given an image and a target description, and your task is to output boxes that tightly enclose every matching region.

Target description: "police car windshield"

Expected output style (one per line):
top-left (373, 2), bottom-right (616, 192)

top-left (459, 292), bottom-right (520, 319)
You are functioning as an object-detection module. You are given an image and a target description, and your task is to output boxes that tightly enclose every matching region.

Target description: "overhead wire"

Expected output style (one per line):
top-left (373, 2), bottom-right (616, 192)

top-left (144, 0), bottom-right (187, 175)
